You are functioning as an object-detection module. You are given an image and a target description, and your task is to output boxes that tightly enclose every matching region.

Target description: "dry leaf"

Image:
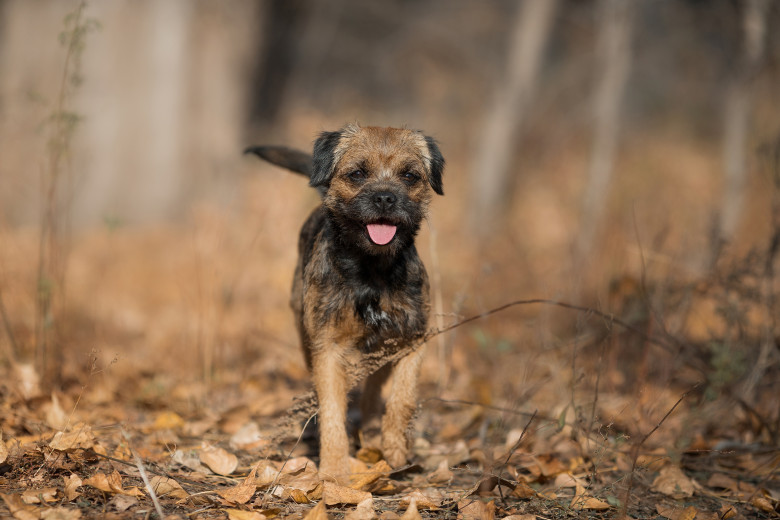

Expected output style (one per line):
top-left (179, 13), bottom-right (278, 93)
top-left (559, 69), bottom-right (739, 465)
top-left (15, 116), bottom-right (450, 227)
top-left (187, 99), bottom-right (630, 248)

top-left (503, 516), bottom-right (536, 520)
top-left (511, 480), bottom-right (537, 499)
top-left (63, 474), bottom-right (82, 501)
top-left (356, 447), bottom-right (383, 464)
top-left (426, 459), bottom-right (453, 485)
top-left (218, 463), bottom-right (261, 504)
top-left (750, 494), bottom-right (775, 514)
top-left (83, 470), bottom-right (144, 497)
top-left (153, 411), bottom-right (185, 430)
top-left (0, 492), bottom-right (39, 520)
top-left (282, 456), bottom-right (317, 475)
top-left (49, 424), bottom-right (95, 451)
top-left (304, 500), bottom-right (329, 520)
top-left (719, 503), bottom-right (738, 519)
top-left (323, 481), bottom-right (371, 505)
top-left (200, 444), bottom-right (238, 475)
top-left (230, 422), bottom-right (269, 451)
top-left (400, 498), bottom-right (423, 520)
top-left (345, 497), bottom-right (377, 520)
top-left (400, 489), bottom-right (443, 510)
top-left (651, 466), bottom-right (695, 499)
top-left (109, 494), bottom-right (138, 512)
top-left (0, 431), bottom-right (8, 464)
top-left (45, 393), bottom-right (69, 431)
top-left (21, 487), bottom-right (57, 504)
top-left (706, 473), bottom-right (739, 494)
top-left (40, 507), bottom-right (82, 520)
top-left (570, 485), bottom-right (610, 511)
top-left (350, 460), bottom-right (392, 490)
top-left (656, 504), bottom-right (698, 520)
top-left (150, 475), bottom-right (189, 499)
top-left (225, 509), bottom-right (268, 520)
top-left (554, 472), bottom-right (585, 488)
top-left (458, 498), bottom-right (496, 520)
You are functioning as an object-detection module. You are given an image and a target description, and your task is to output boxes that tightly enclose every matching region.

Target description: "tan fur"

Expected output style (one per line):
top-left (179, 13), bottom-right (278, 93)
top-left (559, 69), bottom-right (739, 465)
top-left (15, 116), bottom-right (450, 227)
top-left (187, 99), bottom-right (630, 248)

top-left (275, 124), bottom-right (444, 483)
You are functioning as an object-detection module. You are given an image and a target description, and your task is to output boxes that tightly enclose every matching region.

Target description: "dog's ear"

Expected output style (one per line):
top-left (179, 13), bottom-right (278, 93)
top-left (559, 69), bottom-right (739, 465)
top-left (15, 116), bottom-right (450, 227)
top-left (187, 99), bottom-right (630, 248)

top-left (310, 130), bottom-right (343, 189)
top-left (424, 136), bottom-right (445, 195)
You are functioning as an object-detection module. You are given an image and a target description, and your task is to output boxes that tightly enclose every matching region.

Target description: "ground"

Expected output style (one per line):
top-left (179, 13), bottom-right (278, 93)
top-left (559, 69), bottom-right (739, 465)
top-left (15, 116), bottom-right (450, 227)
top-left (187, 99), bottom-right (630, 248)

top-left (0, 144), bottom-right (778, 519)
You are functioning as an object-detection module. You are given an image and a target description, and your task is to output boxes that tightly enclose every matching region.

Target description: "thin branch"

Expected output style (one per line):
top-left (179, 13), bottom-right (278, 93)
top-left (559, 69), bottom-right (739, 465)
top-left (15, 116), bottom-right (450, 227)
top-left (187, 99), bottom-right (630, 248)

top-left (122, 428), bottom-right (165, 519)
top-left (620, 383), bottom-right (699, 518)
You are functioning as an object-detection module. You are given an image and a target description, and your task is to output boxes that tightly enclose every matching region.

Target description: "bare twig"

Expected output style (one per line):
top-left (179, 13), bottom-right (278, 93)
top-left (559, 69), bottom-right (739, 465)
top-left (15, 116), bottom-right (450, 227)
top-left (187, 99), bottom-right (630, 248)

top-left (122, 428), bottom-right (165, 519)
top-left (261, 411), bottom-right (318, 508)
top-left (619, 383), bottom-right (699, 518)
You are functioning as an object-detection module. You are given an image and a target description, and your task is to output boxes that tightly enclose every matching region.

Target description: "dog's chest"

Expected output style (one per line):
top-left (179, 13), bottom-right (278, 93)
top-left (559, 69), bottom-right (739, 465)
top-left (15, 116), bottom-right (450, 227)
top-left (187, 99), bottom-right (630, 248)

top-left (303, 251), bottom-right (429, 351)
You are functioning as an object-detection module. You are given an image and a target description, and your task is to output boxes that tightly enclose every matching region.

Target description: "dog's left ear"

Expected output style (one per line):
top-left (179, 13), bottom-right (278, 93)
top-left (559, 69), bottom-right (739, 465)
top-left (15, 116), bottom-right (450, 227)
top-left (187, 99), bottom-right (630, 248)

top-left (310, 130), bottom-right (342, 189)
top-left (424, 136), bottom-right (445, 195)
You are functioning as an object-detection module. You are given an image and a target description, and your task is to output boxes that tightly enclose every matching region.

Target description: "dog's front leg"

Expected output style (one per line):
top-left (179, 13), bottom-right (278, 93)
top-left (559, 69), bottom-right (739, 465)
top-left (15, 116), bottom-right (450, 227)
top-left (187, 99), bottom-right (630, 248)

top-left (381, 345), bottom-right (424, 468)
top-left (311, 347), bottom-right (350, 483)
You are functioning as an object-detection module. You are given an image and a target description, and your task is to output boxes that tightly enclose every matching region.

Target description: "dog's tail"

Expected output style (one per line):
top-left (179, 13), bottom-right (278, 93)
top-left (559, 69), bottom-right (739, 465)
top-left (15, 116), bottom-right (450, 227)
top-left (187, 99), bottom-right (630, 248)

top-left (244, 145), bottom-right (313, 178)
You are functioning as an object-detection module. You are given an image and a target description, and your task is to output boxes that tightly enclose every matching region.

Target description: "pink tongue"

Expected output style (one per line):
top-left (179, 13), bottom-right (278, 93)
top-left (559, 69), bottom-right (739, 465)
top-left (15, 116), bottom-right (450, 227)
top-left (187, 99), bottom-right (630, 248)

top-left (366, 224), bottom-right (397, 245)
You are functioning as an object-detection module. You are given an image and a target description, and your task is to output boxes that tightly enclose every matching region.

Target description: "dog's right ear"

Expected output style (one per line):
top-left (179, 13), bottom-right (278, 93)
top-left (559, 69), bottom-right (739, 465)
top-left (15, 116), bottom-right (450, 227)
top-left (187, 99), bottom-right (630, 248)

top-left (310, 130), bottom-right (343, 189)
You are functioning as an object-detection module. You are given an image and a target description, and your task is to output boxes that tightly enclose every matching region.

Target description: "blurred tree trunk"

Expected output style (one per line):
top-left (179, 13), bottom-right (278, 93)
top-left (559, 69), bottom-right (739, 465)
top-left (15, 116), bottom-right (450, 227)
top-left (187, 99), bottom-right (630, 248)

top-left (575, 0), bottom-right (635, 260)
top-left (719, 0), bottom-right (769, 243)
top-left (469, 0), bottom-right (558, 234)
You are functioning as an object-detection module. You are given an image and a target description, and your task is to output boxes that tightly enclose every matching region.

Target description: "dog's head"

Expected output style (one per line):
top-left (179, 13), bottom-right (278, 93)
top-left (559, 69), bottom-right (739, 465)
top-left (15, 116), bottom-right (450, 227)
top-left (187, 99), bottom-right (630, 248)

top-left (311, 124), bottom-right (444, 256)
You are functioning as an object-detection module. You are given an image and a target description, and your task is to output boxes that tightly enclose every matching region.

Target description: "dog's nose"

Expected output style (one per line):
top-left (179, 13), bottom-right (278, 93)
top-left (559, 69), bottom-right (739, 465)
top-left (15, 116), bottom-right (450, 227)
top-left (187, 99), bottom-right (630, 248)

top-left (373, 191), bottom-right (397, 210)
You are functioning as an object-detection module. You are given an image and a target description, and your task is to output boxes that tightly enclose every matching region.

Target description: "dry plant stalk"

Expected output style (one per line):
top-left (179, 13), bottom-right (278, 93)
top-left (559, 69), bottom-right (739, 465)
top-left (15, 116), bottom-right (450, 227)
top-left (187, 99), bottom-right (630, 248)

top-left (35, 1), bottom-right (97, 386)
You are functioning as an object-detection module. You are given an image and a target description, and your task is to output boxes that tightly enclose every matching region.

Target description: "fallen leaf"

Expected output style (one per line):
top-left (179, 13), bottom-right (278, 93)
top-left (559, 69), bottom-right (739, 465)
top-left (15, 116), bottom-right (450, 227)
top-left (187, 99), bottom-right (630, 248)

top-left (400, 489), bottom-right (443, 510)
top-left (21, 487), bottom-right (57, 504)
top-left (109, 494), bottom-right (138, 512)
top-left (230, 422), bottom-right (269, 451)
top-left (356, 447), bottom-right (383, 464)
top-left (0, 431), bottom-right (7, 464)
top-left (200, 444), bottom-right (238, 475)
top-left (554, 472), bottom-right (585, 488)
top-left (0, 492), bottom-right (39, 520)
top-left (49, 424), bottom-right (95, 451)
top-left (511, 480), bottom-right (537, 499)
top-left (218, 463), bottom-right (261, 504)
top-left (426, 459), bottom-right (453, 485)
top-left (570, 485), bottom-right (610, 510)
top-left (503, 516), bottom-right (536, 520)
top-left (750, 494), bottom-right (775, 514)
top-left (651, 466), bottom-right (695, 499)
top-left (706, 473), bottom-right (739, 494)
top-left (458, 498), bottom-right (495, 520)
top-left (153, 411), bottom-right (185, 430)
top-left (350, 460), bottom-right (392, 490)
top-left (224, 509), bottom-right (267, 520)
top-left (150, 475), bottom-right (189, 500)
top-left (345, 497), bottom-right (377, 520)
top-left (83, 470), bottom-right (144, 497)
top-left (45, 393), bottom-right (69, 431)
top-left (400, 498), bottom-right (422, 520)
top-left (323, 481), bottom-right (371, 505)
top-left (40, 507), bottom-right (82, 520)
top-left (304, 500), bottom-right (329, 520)
top-left (63, 474), bottom-right (82, 501)
top-left (719, 503), bottom-right (738, 519)
top-left (656, 504), bottom-right (698, 520)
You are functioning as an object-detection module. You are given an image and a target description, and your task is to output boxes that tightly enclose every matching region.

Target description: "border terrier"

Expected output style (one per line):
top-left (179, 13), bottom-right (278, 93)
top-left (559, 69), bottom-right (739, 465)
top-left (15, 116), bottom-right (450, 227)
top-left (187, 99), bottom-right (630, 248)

top-left (246, 123), bottom-right (444, 482)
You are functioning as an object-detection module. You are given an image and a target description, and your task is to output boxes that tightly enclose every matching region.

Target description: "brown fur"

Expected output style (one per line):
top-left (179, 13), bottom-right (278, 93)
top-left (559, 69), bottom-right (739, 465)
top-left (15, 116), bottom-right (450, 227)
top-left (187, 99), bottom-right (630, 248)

top-left (247, 124), bottom-right (444, 483)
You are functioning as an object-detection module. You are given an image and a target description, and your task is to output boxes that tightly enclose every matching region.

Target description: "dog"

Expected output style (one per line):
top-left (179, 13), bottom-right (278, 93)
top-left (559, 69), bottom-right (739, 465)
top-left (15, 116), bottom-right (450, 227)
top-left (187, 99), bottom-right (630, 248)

top-left (245, 123), bottom-right (444, 482)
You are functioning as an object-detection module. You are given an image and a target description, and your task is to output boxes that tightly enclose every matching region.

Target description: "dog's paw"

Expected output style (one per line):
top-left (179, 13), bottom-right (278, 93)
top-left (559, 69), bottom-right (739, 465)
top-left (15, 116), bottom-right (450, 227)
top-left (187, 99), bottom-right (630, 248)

top-left (318, 457), bottom-right (350, 485)
top-left (382, 444), bottom-right (408, 469)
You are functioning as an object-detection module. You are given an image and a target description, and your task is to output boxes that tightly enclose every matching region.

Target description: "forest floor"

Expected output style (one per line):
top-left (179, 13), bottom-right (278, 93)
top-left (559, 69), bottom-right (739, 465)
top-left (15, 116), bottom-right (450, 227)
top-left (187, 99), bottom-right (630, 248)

top-left (1, 167), bottom-right (779, 520)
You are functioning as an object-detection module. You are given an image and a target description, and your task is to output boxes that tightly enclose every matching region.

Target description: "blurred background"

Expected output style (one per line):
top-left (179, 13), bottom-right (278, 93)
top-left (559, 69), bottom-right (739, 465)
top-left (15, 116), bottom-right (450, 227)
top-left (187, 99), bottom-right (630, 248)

top-left (0, 0), bottom-right (778, 445)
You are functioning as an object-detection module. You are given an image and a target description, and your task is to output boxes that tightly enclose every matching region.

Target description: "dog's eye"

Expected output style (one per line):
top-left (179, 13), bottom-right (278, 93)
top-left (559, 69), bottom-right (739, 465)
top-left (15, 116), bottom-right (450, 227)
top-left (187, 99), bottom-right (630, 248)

top-left (348, 169), bottom-right (367, 181)
top-left (401, 171), bottom-right (420, 184)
